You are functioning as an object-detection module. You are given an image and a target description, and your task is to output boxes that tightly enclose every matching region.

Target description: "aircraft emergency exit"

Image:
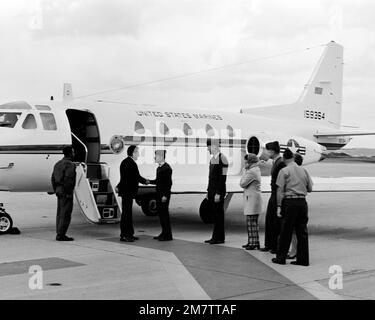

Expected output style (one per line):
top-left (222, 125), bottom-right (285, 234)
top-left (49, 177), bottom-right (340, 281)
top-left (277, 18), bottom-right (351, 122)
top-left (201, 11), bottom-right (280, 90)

top-left (1, 41), bottom-right (375, 234)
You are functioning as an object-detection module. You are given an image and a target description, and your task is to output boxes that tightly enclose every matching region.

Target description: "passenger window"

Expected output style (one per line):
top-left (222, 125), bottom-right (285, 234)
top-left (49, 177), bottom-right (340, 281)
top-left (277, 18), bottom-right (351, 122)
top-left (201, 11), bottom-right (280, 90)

top-left (183, 123), bottom-right (193, 136)
top-left (0, 112), bottom-right (21, 128)
top-left (22, 114), bottom-right (37, 129)
top-left (205, 124), bottom-right (215, 137)
top-left (40, 113), bottom-right (57, 130)
top-left (159, 122), bottom-right (170, 135)
top-left (227, 125), bottom-right (235, 137)
top-left (134, 121), bottom-right (145, 134)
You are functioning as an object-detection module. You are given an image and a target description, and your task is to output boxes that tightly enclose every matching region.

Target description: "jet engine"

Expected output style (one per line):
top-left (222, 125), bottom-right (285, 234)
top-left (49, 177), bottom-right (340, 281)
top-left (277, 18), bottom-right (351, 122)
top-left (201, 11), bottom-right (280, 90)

top-left (245, 132), bottom-right (326, 165)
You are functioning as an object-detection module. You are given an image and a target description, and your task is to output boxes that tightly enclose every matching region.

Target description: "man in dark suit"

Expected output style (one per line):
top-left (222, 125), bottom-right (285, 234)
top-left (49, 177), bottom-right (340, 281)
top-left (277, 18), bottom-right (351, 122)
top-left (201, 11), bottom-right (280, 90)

top-left (260, 141), bottom-right (286, 253)
top-left (116, 145), bottom-right (149, 242)
top-left (149, 150), bottom-right (173, 241)
top-left (205, 139), bottom-right (228, 245)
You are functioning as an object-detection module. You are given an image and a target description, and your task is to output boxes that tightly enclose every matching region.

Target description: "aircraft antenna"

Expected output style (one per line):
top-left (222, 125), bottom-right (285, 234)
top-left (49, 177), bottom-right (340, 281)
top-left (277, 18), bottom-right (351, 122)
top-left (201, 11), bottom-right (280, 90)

top-left (76, 43), bottom-right (327, 100)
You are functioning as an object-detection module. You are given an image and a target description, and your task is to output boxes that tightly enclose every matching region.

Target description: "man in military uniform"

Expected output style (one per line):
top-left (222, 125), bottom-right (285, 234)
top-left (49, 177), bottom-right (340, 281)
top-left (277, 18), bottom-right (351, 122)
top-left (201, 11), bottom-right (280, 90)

top-left (260, 141), bottom-right (286, 253)
top-left (205, 138), bottom-right (228, 245)
top-left (272, 149), bottom-right (313, 266)
top-left (51, 146), bottom-right (76, 241)
top-left (149, 150), bottom-right (173, 241)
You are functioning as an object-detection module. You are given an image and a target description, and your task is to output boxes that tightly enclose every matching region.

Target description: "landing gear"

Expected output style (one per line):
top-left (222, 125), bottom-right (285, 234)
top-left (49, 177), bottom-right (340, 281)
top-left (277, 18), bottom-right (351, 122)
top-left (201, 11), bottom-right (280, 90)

top-left (0, 204), bottom-right (13, 235)
top-left (139, 196), bottom-right (158, 217)
top-left (199, 198), bottom-right (213, 224)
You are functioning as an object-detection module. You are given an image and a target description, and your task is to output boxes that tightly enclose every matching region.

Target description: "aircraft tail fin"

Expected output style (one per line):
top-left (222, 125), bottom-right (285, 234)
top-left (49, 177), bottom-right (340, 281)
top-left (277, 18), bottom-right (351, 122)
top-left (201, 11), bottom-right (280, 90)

top-left (241, 41), bottom-right (344, 129)
top-left (297, 41), bottom-right (343, 128)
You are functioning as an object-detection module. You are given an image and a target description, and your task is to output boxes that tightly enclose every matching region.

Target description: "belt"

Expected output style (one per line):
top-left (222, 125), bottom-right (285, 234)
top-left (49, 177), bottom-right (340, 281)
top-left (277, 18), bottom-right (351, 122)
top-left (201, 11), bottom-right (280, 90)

top-left (284, 195), bottom-right (306, 199)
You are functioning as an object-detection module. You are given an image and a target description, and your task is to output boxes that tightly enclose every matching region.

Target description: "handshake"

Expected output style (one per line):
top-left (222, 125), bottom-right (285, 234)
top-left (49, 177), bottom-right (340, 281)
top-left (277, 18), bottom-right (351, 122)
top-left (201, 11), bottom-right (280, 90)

top-left (144, 179), bottom-right (150, 185)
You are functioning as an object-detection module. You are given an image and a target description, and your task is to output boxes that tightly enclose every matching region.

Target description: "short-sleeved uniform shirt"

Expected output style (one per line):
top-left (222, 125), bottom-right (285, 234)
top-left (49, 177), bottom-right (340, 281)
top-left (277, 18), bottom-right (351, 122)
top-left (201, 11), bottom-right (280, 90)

top-left (276, 161), bottom-right (313, 205)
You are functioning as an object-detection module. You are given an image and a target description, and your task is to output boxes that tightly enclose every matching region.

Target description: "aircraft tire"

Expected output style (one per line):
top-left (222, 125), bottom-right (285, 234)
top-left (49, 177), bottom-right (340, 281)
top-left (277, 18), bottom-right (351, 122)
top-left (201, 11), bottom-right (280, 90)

top-left (140, 197), bottom-right (158, 216)
top-left (199, 198), bottom-right (214, 224)
top-left (0, 211), bottom-right (13, 234)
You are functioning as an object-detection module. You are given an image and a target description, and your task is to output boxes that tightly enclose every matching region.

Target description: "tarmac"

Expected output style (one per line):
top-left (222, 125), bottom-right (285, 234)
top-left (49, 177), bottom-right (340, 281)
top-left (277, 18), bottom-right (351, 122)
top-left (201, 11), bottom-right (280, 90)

top-left (1, 160), bottom-right (375, 300)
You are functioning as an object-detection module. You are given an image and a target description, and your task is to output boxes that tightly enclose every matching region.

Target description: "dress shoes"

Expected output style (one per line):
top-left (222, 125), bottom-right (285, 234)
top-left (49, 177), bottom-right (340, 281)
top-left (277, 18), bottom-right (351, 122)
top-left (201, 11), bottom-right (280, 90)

top-left (287, 254), bottom-right (297, 260)
top-left (204, 239), bottom-right (213, 244)
top-left (270, 249), bottom-right (277, 254)
top-left (244, 244), bottom-right (260, 250)
top-left (259, 247), bottom-right (270, 252)
top-left (209, 239), bottom-right (225, 245)
top-left (158, 236), bottom-right (173, 241)
top-left (131, 236), bottom-right (139, 241)
top-left (290, 261), bottom-right (309, 266)
top-left (120, 237), bottom-right (134, 242)
top-left (153, 235), bottom-right (162, 240)
top-left (271, 257), bottom-right (286, 265)
top-left (242, 243), bottom-right (250, 248)
top-left (56, 235), bottom-right (74, 241)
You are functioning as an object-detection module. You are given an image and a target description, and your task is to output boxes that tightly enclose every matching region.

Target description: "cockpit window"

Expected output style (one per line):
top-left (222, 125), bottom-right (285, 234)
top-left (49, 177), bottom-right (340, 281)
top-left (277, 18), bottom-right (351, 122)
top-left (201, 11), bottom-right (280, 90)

top-left (35, 105), bottom-right (51, 111)
top-left (0, 101), bottom-right (32, 110)
top-left (40, 113), bottom-right (57, 130)
top-left (22, 114), bottom-right (37, 129)
top-left (0, 112), bottom-right (21, 128)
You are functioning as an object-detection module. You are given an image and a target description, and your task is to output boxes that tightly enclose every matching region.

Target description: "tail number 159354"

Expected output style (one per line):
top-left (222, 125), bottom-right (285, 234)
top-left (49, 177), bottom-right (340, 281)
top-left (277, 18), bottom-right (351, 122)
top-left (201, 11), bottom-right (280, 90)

top-left (304, 110), bottom-right (326, 120)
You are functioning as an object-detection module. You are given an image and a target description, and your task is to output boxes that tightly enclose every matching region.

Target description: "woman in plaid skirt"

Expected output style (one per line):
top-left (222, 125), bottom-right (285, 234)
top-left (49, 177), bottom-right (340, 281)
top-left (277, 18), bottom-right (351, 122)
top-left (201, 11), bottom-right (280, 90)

top-left (240, 153), bottom-right (262, 250)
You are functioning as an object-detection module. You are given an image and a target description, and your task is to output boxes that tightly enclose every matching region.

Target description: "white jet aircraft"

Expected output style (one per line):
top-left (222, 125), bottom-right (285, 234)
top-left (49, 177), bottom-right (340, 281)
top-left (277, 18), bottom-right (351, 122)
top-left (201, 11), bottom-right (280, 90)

top-left (1, 41), bottom-right (375, 233)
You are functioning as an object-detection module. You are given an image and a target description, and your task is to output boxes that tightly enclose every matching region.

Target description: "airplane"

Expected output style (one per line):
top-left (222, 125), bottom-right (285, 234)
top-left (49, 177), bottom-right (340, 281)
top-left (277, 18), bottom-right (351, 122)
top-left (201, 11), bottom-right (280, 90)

top-left (1, 40), bottom-right (375, 234)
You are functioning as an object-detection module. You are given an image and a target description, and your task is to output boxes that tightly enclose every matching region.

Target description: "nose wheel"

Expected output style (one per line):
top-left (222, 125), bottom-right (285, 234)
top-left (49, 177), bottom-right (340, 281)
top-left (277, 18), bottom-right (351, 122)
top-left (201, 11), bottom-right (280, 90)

top-left (0, 205), bottom-right (13, 235)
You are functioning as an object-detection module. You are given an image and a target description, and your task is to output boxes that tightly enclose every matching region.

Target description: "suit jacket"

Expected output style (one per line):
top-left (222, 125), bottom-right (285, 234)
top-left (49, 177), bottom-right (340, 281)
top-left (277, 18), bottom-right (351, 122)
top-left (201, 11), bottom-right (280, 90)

top-left (270, 156), bottom-right (286, 194)
top-left (117, 156), bottom-right (147, 198)
top-left (207, 152), bottom-right (228, 199)
top-left (149, 163), bottom-right (173, 199)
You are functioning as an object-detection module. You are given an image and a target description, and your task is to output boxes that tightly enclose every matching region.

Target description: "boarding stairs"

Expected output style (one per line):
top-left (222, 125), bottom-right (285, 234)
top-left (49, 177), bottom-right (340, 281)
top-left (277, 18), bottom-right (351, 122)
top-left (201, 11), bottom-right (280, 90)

top-left (74, 163), bottom-right (121, 224)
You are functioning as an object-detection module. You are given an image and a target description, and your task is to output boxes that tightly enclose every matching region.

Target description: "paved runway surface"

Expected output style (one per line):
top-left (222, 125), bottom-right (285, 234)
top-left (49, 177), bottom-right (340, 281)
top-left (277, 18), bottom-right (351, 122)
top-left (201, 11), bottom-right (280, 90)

top-left (1, 160), bottom-right (375, 300)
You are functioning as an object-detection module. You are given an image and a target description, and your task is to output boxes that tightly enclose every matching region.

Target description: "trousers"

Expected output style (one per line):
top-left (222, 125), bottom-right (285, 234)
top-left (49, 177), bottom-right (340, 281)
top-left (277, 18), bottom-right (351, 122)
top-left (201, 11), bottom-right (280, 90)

top-left (209, 197), bottom-right (225, 241)
top-left (157, 196), bottom-right (172, 238)
top-left (56, 194), bottom-right (73, 237)
top-left (277, 198), bottom-right (309, 264)
top-left (264, 193), bottom-right (281, 250)
top-left (120, 196), bottom-right (134, 238)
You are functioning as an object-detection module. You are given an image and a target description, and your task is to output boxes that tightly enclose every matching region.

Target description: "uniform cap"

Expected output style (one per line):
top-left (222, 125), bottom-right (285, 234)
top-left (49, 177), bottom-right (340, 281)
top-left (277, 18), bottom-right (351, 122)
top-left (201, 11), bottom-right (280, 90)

top-left (283, 148), bottom-right (294, 160)
top-left (265, 141), bottom-right (280, 152)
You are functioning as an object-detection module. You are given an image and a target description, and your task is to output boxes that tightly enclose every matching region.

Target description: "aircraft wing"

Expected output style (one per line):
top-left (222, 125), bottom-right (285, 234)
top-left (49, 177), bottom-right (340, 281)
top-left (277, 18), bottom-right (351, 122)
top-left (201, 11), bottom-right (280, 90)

top-left (170, 175), bottom-right (375, 194)
top-left (314, 131), bottom-right (375, 137)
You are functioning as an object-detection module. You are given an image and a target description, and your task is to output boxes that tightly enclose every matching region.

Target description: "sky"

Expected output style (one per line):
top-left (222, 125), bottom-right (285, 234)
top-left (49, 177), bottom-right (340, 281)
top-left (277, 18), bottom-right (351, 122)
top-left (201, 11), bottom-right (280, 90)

top-left (0, 0), bottom-right (374, 148)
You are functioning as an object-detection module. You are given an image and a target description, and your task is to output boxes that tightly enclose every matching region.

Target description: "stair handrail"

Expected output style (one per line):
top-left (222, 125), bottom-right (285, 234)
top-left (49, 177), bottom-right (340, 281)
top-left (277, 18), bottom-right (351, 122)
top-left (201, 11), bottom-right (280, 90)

top-left (71, 132), bottom-right (88, 164)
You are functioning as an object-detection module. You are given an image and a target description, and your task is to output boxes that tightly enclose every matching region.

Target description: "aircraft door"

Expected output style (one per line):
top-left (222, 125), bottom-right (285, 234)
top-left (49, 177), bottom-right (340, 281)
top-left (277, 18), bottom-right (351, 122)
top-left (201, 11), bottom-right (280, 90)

top-left (66, 109), bottom-right (101, 164)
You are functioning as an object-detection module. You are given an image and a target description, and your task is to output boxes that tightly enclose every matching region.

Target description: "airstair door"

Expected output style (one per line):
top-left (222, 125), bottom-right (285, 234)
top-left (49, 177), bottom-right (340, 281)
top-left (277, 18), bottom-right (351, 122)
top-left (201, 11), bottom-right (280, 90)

top-left (75, 163), bottom-right (121, 224)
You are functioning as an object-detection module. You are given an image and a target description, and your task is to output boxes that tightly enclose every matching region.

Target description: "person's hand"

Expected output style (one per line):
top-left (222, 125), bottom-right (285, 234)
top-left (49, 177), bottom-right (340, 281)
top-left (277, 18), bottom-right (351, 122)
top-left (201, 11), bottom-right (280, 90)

top-left (145, 179), bottom-right (150, 185)
top-left (115, 187), bottom-right (119, 194)
top-left (214, 194), bottom-right (220, 203)
top-left (162, 196), bottom-right (167, 203)
top-left (277, 206), bottom-right (282, 217)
